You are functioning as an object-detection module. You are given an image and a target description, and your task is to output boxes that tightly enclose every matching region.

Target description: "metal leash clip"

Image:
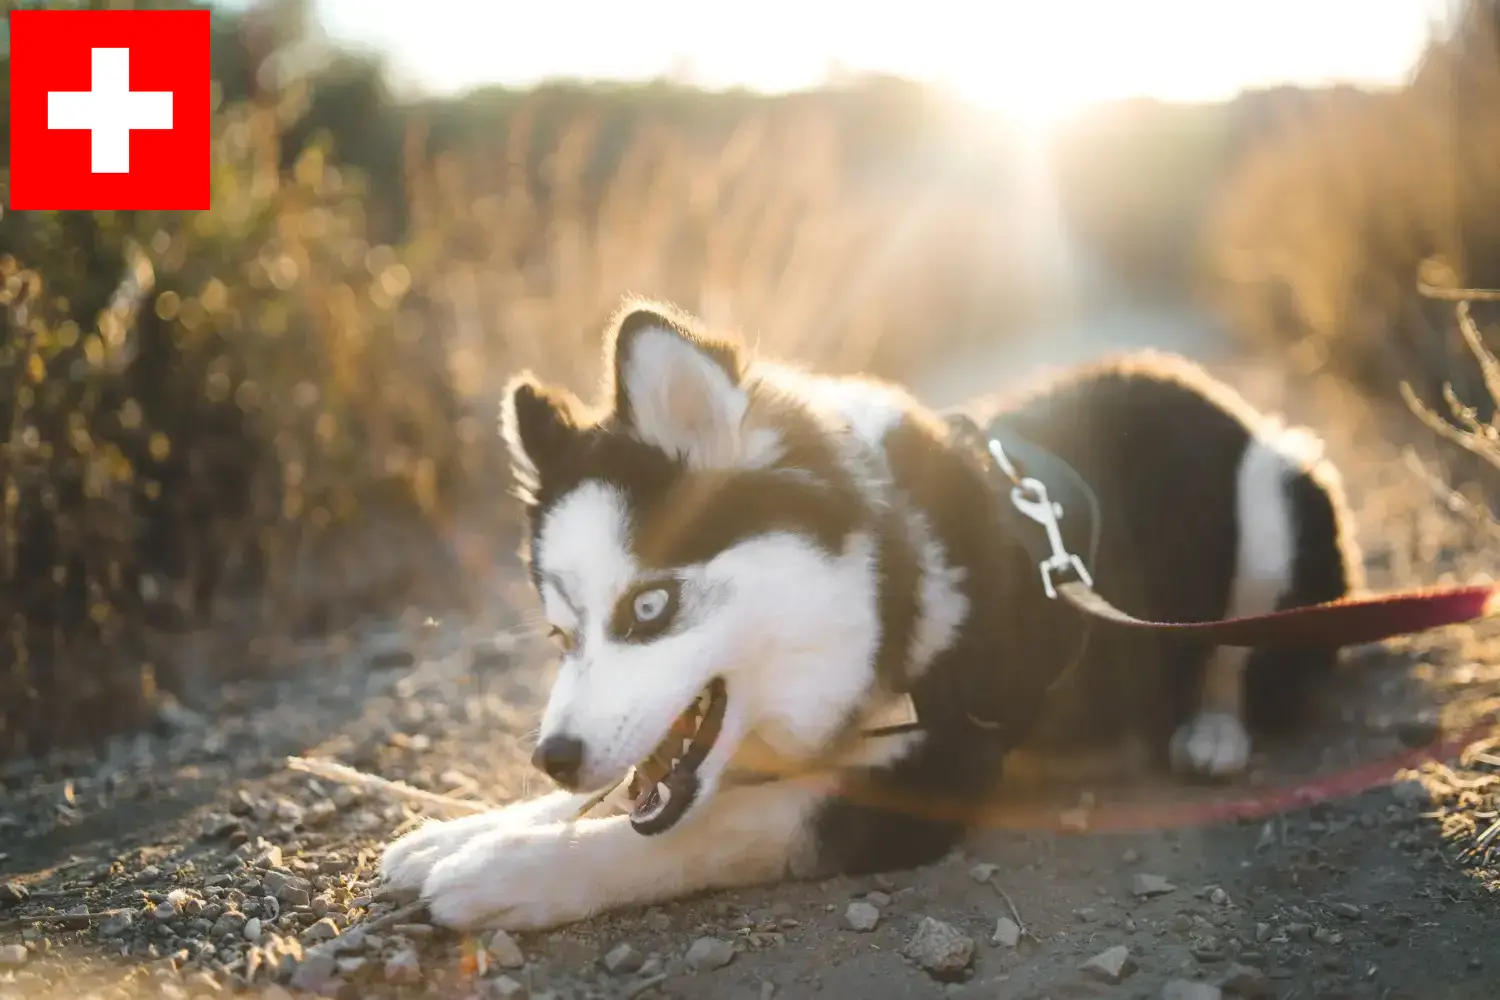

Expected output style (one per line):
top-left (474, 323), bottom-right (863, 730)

top-left (1008, 477), bottom-right (1093, 600)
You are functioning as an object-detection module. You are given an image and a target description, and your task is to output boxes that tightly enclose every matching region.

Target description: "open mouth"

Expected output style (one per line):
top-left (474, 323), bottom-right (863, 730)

top-left (626, 677), bottom-right (728, 835)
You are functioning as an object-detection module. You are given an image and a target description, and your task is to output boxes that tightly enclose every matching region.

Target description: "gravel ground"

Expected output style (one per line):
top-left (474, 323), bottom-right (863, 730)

top-left (1, 315), bottom-right (1498, 1000)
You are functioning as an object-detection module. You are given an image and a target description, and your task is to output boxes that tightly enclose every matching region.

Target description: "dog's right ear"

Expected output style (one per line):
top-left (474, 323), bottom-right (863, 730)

top-left (500, 372), bottom-right (583, 501)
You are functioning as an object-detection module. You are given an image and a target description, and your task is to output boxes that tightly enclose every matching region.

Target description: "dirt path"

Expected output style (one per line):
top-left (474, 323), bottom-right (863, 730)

top-left (1, 310), bottom-right (1497, 1000)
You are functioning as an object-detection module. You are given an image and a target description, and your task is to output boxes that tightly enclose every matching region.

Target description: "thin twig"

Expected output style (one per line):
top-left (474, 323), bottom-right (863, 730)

top-left (0, 907), bottom-right (130, 933)
top-left (985, 877), bottom-right (1031, 941)
top-left (1417, 281), bottom-right (1500, 303)
top-left (287, 756), bottom-right (493, 817)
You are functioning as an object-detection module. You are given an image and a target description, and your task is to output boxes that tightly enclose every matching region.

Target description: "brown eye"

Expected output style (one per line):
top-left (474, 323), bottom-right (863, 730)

top-left (547, 625), bottom-right (577, 653)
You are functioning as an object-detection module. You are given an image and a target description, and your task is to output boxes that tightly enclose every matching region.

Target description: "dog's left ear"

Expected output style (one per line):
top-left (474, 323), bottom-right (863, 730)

top-left (605, 301), bottom-right (748, 468)
top-left (500, 372), bottom-right (585, 502)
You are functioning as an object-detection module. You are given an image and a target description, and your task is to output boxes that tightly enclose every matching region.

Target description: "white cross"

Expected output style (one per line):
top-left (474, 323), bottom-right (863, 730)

top-left (47, 47), bottom-right (173, 174)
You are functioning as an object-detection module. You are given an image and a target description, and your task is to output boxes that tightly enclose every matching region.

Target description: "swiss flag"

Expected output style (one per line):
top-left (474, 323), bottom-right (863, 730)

top-left (8, 8), bottom-right (211, 211)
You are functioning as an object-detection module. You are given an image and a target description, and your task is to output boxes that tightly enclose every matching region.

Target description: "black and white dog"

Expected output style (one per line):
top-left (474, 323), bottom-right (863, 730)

top-left (379, 300), bottom-right (1362, 930)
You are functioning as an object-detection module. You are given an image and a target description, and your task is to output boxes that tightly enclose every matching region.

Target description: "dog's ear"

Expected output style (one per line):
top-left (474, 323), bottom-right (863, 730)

top-left (604, 301), bottom-right (748, 468)
top-left (500, 372), bottom-right (584, 501)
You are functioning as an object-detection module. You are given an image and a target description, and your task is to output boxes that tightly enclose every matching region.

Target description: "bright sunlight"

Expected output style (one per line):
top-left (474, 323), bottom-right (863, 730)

top-left (302, 0), bottom-right (1452, 132)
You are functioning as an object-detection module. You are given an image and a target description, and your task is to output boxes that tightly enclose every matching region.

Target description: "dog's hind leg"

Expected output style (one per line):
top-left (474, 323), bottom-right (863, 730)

top-left (418, 780), bottom-right (826, 931)
top-left (1171, 425), bottom-right (1316, 779)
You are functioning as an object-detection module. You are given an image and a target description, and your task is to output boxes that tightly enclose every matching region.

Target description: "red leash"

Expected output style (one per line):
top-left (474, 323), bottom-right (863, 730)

top-left (1056, 579), bottom-right (1500, 649)
top-left (954, 413), bottom-right (1500, 649)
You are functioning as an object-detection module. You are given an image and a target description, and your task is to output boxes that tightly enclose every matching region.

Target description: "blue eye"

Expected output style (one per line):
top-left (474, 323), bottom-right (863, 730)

top-left (612, 579), bottom-right (681, 642)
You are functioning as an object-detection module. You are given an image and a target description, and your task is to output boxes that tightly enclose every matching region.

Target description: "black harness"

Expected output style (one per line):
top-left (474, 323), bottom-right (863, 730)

top-left (859, 412), bottom-right (1104, 740)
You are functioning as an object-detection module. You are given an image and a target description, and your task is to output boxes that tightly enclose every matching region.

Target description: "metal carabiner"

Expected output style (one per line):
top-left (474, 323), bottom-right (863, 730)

top-left (1009, 477), bottom-right (1094, 599)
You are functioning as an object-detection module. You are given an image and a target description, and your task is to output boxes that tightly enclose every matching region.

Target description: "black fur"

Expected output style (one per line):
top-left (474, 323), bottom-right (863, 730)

top-left (811, 352), bottom-right (1360, 876)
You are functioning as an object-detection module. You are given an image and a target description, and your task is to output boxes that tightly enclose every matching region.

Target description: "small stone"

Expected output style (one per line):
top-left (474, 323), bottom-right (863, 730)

top-left (1080, 944), bottom-right (1135, 983)
top-left (904, 917), bottom-right (975, 981)
top-left (301, 917), bottom-right (340, 943)
top-left (289, 951), bottom-right (337, 993)
top-left (865, 890), bottom-right (892, 907)
top-left (1121, 848), bottom-right (1141, 865)
top-left (0, 884), bottom-right (29, 908)
top-left (1208, 887), bottom-right (1228, 905)
top-left (243, 916), bottom-right (264, 943)
top-left (487, 975), bottom-right (527, 998)
top-left (0, 944), bottom-right (26, 967)
top-left (1217, 963), bottom-right (1274, 998)
top-left (1162, 980), bottom-right (1223, 1000)
top-left (1132, 874), bottom-right (1177, 897)
top-left (602, 942), bottom-right (644, 974)
top-left (489, 929), bottom-right (526, 969)
top-left (991, 917), bottom-right (1021, 948)
top-left (98, 912), bottom-right (134, 937)
top-left (384, 946), bottom-right (421, 983)
top-left (685, 936), bottom-right (735, 972)
top-left (210, 910), bottom-right (246, 937)
top-left (844, 901), bottom-right (881, 932)
top-left (1330, 902), bottom-right (1363, 920)
top-left (968, 863), bottom-right (999, 883)
top-left (1311, 926), bottom-right (1342, 946)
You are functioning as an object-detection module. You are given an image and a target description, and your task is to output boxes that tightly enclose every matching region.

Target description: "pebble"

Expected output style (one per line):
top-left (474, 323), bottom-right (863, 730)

top-left (865, 890), bottom-right (892, 907)
top-left (602, 942), bottom-right (644, 974)
top-left (384, 946), bottom-right (422, 983)
top-left (301, 917), bottom-right (340, 943)
top-left (1080, 944), bottom-right (1135, 983)
top-left (991, 916), bottom-right (1021, 948)
top-left (0, 944), bottom-right (26, 967)
top-left (490, 929), bottom-right (526, 969)
top-left (904, 916), bottom-right (975, 980)
top-left (487, 974), bottom-right (527, 998)
top-left (243, 916), bottom-right (264, 944)
top-left (98, 911), bottom-right (134, 937)
top-left (1162, 981), bottom-right (1223, 1000)
top-left (210, 910), bottom-right (246, 937)
top-left (0, 884), bottom-right (29, 908)
top-left (1330, 902), bottom-right (1363, 920)
top-left (843, 901), bottom-right (881, 932)
top-left (1132, 874), bottom-right (1177, 897)
top-left (1218, 963), bottom-right (1274, 998)
top-left (289, 951), bottom-right (337, 993)
top-left (685, 936), bottom-right (735, 972)
top-left (968, 863), bottom-right (999, 883)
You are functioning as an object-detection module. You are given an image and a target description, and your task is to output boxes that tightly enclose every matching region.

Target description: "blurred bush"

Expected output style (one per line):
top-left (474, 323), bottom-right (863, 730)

top-left (0, 0), bottom-right (1052, 758)
top-left (1201, 0), bottom-right (1500, 408)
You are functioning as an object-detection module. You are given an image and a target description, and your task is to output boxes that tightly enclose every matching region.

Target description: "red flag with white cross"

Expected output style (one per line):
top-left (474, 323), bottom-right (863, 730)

top-left (7, 7), bottom-right (212, 211)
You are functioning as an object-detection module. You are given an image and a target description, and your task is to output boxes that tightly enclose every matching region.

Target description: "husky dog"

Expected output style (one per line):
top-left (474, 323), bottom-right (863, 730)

top-left (380, 300), bottom-right (1361, 931)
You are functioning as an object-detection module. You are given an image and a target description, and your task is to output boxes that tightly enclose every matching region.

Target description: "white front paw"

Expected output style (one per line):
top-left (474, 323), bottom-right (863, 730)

top-left (380, 791), bottom-right (593, 892)
top-left (380, 802), bottom-right (547, 891)
top-left (1170, 712), bottom-right (1251, 779)
top-left (422, 824), bottom-right (601, 932)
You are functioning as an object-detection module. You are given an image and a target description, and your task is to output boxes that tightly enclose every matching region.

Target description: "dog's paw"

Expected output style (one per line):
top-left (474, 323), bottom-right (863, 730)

top-left (1170, 712), bottom-right (1251, 779)
top-left (421, 825), bottom-right (602, 932)
top-left (380, 809), bottom-right (523, 892)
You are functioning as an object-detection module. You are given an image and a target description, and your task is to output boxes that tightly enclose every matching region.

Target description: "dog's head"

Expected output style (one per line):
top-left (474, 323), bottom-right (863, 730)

top-left (501, 301), bottom-right (885, 834)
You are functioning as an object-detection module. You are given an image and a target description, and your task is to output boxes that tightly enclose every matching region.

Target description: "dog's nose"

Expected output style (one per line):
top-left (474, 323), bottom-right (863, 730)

top-left (531, 734), bottom-right (585, 787)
